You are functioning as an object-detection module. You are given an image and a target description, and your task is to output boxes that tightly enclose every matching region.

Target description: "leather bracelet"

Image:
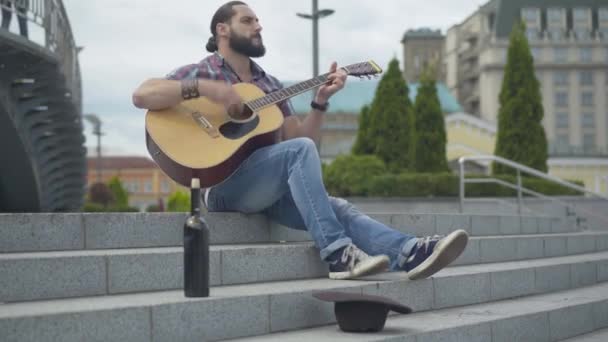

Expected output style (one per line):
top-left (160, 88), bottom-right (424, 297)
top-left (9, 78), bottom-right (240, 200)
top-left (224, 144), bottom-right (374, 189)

top-left (311, 100), bottom-right (329, 112)
top-left (181, 78), bottom-right (200, 100)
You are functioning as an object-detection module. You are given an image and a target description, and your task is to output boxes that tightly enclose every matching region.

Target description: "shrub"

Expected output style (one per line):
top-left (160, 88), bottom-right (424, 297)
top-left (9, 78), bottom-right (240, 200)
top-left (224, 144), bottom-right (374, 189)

top-left (323, 155), bottom-right (387, 196)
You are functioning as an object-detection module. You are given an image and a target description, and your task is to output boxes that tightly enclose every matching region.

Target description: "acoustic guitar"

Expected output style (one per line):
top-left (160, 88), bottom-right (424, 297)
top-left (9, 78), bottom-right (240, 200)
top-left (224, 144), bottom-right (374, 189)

top-left (145, 60), bottom-right (383, 187)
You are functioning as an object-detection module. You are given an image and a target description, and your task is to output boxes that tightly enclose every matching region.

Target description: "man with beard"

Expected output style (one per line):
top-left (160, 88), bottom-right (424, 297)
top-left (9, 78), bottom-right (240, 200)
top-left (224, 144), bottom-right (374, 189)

top-left (132, 1), bottom-right (468, 280)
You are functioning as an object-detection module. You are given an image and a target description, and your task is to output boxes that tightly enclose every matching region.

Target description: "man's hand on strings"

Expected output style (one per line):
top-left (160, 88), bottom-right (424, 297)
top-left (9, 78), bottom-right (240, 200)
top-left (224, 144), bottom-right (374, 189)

top-left (316, 62), bottom-right (347, 104)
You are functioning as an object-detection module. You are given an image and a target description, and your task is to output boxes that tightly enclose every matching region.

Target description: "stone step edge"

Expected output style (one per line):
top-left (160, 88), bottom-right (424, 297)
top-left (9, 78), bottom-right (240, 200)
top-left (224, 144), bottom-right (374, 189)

top-left (2, 250), bottom-right (607, 318)
top-left (0, 212), bottom-right (578, 253)
top-left (230, 282), bottom-right (608, 342)
top-left (560, 327), bottom-right (608, 342)
top-left (3, 231), bottom-right (606, 258)
top-left (2, 233), bottom-right (607, 303)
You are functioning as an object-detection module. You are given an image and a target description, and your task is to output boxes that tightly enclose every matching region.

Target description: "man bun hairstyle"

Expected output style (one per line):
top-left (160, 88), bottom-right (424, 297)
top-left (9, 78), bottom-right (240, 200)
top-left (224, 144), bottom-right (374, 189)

top-left (206, 1), bottom-right (247, 52)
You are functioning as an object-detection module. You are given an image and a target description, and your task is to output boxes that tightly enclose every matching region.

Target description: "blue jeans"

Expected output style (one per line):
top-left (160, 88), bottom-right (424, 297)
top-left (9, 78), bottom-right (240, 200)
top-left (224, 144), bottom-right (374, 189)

top-left (206, 137), bottom-right (418, 271)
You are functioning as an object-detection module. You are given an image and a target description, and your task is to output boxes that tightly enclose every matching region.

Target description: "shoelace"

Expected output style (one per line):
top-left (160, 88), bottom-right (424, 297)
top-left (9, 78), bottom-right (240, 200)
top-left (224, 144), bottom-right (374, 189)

top-left (416, 235), bottom-right (443, 254)
top-left (341, 244), bottom-right (369, 270)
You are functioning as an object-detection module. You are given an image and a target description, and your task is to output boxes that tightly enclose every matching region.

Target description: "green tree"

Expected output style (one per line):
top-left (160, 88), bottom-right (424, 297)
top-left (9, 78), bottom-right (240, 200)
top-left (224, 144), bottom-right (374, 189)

top-left (351, 105), bottom-right (374, 155)
top-left (368, 58), bottom-right (416, 172)
top-left (88, 182), bottom-right (114, 207)
top-left (167, 190), bottom-right (190, 212)
top-left (493, 21), bottom-right (548, 175)
top-left (413, 66), bottom-right (448, 172)
top-left (108, 176), bottom-right (129, 208)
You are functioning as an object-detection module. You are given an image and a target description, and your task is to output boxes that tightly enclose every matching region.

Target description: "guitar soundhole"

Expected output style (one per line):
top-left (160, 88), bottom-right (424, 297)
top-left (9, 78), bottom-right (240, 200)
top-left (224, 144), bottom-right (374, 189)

top-left (219, 116), bottom-right (260, 139)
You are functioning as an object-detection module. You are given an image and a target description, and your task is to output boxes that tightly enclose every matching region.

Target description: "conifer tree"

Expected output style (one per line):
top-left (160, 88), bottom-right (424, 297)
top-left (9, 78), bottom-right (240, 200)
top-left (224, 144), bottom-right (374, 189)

top-left (352, 105), bottom-right (374, 155)
top-left (367, 58), bottom-right (416, 172)
top-left (493, 21), bottom-right (548, 174)
top-left (413, 66), bottom-right (448, 172)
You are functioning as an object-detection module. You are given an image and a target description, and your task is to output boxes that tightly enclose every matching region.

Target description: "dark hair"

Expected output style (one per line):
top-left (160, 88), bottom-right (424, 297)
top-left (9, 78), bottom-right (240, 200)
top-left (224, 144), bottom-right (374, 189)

top-left (206, 1), bottom-right (247, 52)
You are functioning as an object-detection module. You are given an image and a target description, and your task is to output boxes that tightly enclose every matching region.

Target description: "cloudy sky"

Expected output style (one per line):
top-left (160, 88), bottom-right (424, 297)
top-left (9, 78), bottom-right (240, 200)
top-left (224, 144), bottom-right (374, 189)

top-left (58, 0), bottom-right (486, 157)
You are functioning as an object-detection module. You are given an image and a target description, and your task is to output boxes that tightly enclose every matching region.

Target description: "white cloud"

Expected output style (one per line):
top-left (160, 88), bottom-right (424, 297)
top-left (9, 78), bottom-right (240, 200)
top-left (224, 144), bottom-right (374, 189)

top-left (63, 0), bottom-right (487, 156)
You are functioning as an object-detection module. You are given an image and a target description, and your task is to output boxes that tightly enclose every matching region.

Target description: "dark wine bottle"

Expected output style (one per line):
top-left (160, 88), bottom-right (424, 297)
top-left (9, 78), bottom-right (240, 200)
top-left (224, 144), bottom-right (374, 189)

top-left (184, 178), bottom-right (209, 297)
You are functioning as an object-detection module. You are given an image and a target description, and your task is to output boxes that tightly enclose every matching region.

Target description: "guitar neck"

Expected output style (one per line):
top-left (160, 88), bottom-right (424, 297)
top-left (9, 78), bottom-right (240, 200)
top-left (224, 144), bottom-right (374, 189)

top-left (243, 60), bottom-right (382, 112)
top-left (245, 73), bottom-right (330, 112)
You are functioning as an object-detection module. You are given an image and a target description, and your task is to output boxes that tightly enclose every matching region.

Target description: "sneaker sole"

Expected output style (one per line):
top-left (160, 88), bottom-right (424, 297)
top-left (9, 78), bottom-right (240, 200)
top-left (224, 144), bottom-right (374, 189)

top-left (329, 255), bottom-right (390, 280)
top-left (407, 229), bottom-right (469, 281)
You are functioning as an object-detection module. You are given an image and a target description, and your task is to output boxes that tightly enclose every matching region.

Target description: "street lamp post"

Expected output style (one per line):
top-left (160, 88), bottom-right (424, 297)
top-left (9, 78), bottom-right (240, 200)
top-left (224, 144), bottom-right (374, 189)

top-left (297, 1), bottom-right (334, 157)
top-left (296, 1), bottom-right (335, 78)
top-left (83, 114), bottom-right (103, 183)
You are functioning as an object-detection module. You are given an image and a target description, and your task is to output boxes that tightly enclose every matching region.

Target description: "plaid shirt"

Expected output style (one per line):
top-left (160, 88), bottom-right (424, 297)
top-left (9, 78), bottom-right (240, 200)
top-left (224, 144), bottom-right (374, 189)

top-left (166, 52), bottom-right (294, 117)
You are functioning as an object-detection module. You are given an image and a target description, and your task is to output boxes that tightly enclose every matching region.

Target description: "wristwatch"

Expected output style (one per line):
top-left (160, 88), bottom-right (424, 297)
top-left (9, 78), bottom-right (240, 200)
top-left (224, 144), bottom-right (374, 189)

top-left (310, 100), bottom-right (329, 112)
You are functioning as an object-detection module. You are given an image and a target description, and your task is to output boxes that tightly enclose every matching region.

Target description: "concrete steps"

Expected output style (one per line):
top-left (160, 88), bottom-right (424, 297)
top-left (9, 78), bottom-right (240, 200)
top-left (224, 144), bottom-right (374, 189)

top-left (561, 328), bottom-right (608, 342)
top-left (0, 212), bottom-right (577, 253)
top-left (0, 210), bottom-right (605, 341)
top-left (2, 232), bottom-right (607, 303)
top-left (231, 282), bottom-right (608, 342)
top-left (1, 250), bottom-right (607, 341)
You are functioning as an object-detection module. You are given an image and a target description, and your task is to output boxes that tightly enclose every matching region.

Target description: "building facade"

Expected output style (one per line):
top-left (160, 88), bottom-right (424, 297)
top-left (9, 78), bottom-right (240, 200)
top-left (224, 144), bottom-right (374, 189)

top-left (87, 157), bottom-right (182, 211)
top-left (401, 28), bottom-right (446, 83)
top-left (445, 0), bottom-right (608, 156)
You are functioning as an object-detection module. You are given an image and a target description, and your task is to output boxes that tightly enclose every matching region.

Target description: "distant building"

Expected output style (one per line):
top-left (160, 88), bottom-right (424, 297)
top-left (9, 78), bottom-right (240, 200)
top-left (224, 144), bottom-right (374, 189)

top-left (444, 112), bottom-right (608, 195)
top-left (445, 0), bottom-right (608, 156)
top-left (87, 156), bottom-right (181, 211)
top-left (401, 28), bottom-right (446, 83)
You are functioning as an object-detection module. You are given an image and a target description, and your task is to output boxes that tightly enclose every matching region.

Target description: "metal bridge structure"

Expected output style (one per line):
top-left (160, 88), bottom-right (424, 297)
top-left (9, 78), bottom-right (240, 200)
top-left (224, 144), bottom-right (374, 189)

top-left (0, 0), bottom-right (86, 212)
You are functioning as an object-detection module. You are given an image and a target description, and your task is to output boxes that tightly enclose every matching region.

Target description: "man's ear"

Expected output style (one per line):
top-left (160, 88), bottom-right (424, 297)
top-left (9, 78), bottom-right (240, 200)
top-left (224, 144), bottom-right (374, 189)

top-left (216, 22), bottom-right (230, 39)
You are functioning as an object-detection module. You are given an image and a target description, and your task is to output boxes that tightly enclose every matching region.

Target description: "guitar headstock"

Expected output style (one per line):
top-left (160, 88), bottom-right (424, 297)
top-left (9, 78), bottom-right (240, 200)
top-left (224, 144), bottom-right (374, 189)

top-left (342, 60), bottom-right (383, 80)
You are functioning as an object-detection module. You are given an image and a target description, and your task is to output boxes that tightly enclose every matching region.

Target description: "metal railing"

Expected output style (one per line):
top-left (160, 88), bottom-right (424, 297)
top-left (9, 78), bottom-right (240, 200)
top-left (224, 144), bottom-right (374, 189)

top-left (458, 155), bottom-right (608, 226)
top-left (1, 0), bottom-right (82, 112)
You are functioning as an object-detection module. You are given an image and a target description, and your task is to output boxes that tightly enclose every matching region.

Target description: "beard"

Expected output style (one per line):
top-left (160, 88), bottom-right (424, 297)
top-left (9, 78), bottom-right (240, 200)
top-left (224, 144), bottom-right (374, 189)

top-left (229, 32), bottom-right (266, 58)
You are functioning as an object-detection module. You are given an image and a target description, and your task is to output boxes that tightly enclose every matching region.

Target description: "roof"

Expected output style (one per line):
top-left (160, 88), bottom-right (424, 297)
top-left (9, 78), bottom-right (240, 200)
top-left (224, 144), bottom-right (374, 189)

top-left (87, 156), bottom-right (156, 170)
top-left (286, 80), bottom-right (463, 114)
top-left (408, 82), bottom-right (464, 113)
top-left (401, 28), bottom-right (444, 42)
top-left (493, 0), bottom-right (606, 38)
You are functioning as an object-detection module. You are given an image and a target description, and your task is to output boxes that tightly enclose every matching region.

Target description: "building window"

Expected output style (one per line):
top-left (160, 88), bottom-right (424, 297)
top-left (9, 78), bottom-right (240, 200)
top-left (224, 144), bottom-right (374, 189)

top-left (124, 181), bottom-right (139, 193)
top-left (582, 112), bottom-right (595, 128)
top-left (555, 112), bottom-right (569, 128)
top-left (579, 71), bottom-right (593, 86)
top-left (573, 8), bottom-right (590, 26)
top-left (581, 92), bottom-right (594, 106)
top-left (143, 181), bottom-right (153, 193)
top-left (573, 29), bottom-right (591, 41)
top-left (521, 8), bottom-right (540, 26)
top-left (531, 47), bottom-right (541, 60)
top-left (555, 92), bottom-right (568, 107)
top-left (548, 28), bottom-right (565, 41)
top-left (554, 47), bottom-right (568, 62)
top-left (547, 8), bottom-right (565, 27)
top-left (526, 29), bottom-right (540, 41)
top-left (580, 48), bottom-right (592, 62)
top-left (583, 134), bottom-right (596, 149)
top-left (600, 8), bottom-right (608, 22)
top-left (160, 180), bottom-right (170, 193)
top-left (556, 133), bottom-right (569, 146)
top-left (553, 71), bottom-right (569, 86)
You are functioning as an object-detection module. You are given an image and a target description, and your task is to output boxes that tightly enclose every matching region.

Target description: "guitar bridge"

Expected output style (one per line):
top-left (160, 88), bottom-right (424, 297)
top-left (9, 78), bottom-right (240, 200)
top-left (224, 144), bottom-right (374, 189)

top-left (192, 112), bottom-right (220, 138)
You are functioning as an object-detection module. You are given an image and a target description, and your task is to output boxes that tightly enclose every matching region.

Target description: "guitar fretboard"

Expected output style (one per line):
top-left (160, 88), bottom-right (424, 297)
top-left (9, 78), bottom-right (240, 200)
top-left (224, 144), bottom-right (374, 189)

top-left (245, 73), bottom-right (330, 111)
